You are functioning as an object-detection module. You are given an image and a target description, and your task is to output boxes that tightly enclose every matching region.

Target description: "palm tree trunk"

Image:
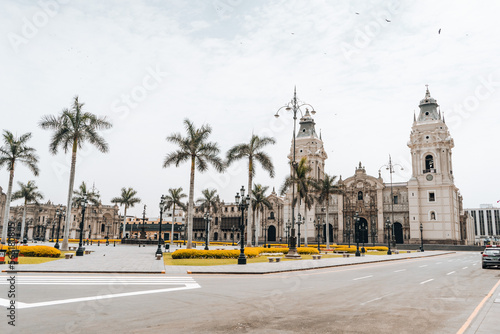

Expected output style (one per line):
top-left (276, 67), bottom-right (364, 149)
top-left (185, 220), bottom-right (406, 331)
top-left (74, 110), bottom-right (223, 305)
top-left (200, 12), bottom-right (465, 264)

top-left (1, 168), bottom-right (15, 244)
top-left (61, 144), bottom-right (77, 251)
top-left (246, 159), bottom-right (253, 247)
top-left (170, 203), bottom-right (176, 246)
top-left (20, 199), bottom-right (27, 241)
top-left (121, 205), bottom-right (128, 238)
top-left (326, 199), bottom-right (330, 249)
top-left (187, 157), bottom-right (195, 249)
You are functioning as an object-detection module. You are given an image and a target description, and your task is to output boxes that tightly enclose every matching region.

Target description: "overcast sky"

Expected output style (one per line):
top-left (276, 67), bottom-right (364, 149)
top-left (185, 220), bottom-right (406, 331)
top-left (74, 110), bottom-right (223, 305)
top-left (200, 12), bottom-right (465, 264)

top-left (1, 0), bottom-right (499, 217)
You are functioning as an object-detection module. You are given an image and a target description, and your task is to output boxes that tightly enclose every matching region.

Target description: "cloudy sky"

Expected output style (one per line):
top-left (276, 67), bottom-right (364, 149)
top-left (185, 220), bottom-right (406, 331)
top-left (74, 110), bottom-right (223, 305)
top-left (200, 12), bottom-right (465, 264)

top-left (1, 0), bottom-right (499, 217)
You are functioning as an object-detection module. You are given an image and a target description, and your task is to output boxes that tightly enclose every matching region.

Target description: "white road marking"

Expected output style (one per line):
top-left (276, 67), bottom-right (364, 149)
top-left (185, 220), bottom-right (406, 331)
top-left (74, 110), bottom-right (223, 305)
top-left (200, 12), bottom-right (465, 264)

top-left (394, 269), bottom-right (406, 273)
top-left (360, 293), bottom-right (394, 306)
top-left (462, 267), bottom-right (468, 270)
top-left (420, 279), bottom-right (434, 285)
top-left (0, 276), bottom-right (201, 309)
top-left (446, 271), bottom-right (456, 275)
top-left (353, 275), bottom-right (373, 281)
top-left (419, 265), bottom-right (428, 268)
top-left (473, 263), bottom-right (477, 266)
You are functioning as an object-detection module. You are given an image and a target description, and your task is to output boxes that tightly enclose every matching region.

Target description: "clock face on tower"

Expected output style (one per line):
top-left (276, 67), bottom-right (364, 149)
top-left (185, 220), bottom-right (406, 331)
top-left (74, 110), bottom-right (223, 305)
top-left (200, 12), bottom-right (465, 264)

top-left (426, 174), bottom-right (433, 181)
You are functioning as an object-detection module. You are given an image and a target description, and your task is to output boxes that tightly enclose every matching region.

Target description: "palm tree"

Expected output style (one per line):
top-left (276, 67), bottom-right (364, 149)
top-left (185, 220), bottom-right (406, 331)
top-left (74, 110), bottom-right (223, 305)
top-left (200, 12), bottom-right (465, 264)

top-left (196, 189), bottom-right (219, 214)
top-left (72, 181), bottom-right (101, 207)
top-left (280, 157), bottom-right (317, 246)
top-left (252, 184), bottom-right (273, 246)
top-left (39, 96), bottom-right (112, 250)
top-left (226, 134), bottom-right (276, 247)
top-left (165, 187), bottom-right (187, 246)
top-left (111, 187), bottom-right (141, 239)
top-left (0, 131), bottom-right (39, 244)
top-left (317, 173), bottom-right (341, 249)
top-left (11, 180), bottom-right (43, 242)
top-left (163, 119), bottom-right (225, 249)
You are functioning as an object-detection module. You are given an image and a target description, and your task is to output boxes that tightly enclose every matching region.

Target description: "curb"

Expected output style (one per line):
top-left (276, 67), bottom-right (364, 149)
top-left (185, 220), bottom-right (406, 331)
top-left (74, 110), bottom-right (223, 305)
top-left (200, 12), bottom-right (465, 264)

top-left (185, 252), bottom-right (456, 275)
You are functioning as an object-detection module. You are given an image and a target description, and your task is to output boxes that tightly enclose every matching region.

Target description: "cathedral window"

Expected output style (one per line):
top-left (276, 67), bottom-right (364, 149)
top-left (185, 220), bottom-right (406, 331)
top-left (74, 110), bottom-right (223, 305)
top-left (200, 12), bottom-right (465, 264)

top-left (101, 223), bottom-right (105, 232)
top-left (430, 211), bottom-right (436, 220)
top-left (429, 192), bottom-right (435, 202)
top-left (393, 195), bottom-right (399, 204)
top-left (358, 191), bottom-right (363, 201)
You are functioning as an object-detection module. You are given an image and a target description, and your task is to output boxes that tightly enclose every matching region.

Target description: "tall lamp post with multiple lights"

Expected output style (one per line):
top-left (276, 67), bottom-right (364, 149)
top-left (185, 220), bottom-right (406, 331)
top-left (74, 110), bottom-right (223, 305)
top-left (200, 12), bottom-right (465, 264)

top-left (275, 88), bottom-right (316, 258)
top-left (204, 211), bottom-right (211, 251)
top-left (379, 155), bottom-right (403, 252)
top-left (420, 222), bottom-right (424, 252)
top-left (76, 195), bottom-right (88, 256)
top-left (231, 225), bottom-right (235, 246)
top-left (314, 219), bottom-right (323, 252)
top-left (156, 195), bottom-right (166, 257)
top-left (141, 205), bottom-right (147, 239)
top-left (235, 186), bottom-right (250, 265)
top-left (54, 205), bottom-right (64, 250)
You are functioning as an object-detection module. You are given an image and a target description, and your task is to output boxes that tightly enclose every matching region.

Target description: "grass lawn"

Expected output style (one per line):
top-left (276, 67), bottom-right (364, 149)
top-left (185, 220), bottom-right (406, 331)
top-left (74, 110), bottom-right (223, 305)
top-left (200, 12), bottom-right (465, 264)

top-left (163, 253), bottom-right (343, 266)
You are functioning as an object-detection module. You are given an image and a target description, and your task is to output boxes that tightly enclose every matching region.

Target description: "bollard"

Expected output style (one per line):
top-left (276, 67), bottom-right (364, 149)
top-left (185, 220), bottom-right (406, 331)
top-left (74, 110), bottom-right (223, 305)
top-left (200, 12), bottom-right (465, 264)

top-left (91, 240), bottom-right (93, 245)
top-left (98, 241), bottom-right (100, 246)
top-left (113, 241), bottom-right (116, 247)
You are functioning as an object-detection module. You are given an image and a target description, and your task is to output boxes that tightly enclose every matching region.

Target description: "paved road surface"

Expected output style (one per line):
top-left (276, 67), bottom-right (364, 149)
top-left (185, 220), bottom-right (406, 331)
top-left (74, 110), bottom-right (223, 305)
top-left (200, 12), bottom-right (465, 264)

top-left (1, 251), bottom-right (498, 333)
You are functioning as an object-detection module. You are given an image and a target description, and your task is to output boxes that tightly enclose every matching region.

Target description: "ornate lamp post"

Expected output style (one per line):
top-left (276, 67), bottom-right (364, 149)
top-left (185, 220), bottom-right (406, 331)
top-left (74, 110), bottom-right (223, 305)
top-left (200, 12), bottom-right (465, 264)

top-left (361, 221), bottom-right (367, 254)
top-left (385, 218), bottom-right (392, 255)
top-left (231, 225), bottom-right (235, 246)
top-left (275, 88), bottom-right (316, 258)
top-left (354, 212), bottom-right (361, 257)
top-left (179, 225), bottom-right (185, 247)
top-left (371, 220), bottom-right (377, 247)
top-left (314, 219), bottom-right (322, 252)
top-left (235, 186), bottom-right (250, 265)
top-left (76, 195), bottom-right (88, 256)
top-left (379, 155), bottom-right (404, 249)
top-left (346, 219), bottom-right (351, 248)
top-left (141, 205), bottom-right (147, 239)
top-left (420, 222), bottom-right (424, 252)
top-left (204, 211), bottom-right (211, 251)
top-left (54, 206), bottom-right (64, 249)
top-left (285, 220), bottom-right (291, 246)
top-left (296, 213), bottom-right (304, 248)
top-left (156, 195), bottom-right (166, 257)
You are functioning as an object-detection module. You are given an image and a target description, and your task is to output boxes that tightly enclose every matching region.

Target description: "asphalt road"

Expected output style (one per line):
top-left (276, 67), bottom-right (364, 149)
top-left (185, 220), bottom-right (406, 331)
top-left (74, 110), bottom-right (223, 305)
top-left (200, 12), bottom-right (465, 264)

top-left (1, 252), bottom-right (499, 333)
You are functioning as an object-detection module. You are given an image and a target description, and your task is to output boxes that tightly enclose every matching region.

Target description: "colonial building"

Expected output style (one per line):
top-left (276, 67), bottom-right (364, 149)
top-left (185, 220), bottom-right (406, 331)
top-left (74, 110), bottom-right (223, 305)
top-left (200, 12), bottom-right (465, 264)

top-left (281, 87), bottom-right (472, 246)
top-left (6, 201), bottom-right (121, 241)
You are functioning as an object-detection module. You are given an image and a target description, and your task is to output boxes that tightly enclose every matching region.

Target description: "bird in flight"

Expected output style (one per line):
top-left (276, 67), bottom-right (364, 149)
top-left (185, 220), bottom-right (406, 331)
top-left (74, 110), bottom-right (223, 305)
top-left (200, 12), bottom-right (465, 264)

top-left (438, 28), bottom-right (441, 34)
top-left (385, 19), bottom-right (391, 22)
top-left (355, 12), bottom-right (359, 15)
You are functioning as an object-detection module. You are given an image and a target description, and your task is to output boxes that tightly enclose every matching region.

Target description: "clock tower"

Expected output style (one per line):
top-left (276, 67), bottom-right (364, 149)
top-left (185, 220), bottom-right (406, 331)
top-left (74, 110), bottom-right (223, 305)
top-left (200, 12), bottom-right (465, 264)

top-left (407, 86), bottom-right (462, 243)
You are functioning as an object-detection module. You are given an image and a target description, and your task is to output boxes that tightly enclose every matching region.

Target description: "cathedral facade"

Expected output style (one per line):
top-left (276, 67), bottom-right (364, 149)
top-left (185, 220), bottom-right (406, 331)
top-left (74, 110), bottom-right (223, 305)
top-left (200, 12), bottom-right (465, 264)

top-left (279, 87), bottom-right (474, 246)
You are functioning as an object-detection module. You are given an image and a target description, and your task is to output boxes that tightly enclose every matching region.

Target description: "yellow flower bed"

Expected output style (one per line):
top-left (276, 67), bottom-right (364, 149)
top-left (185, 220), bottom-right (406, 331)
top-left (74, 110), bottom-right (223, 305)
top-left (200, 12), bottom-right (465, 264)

top-left (172, 248), bottom-right (260, 259)
top-left (0, 245), bottom-right (61, 258)
top-left (332, 245), bottom-right (388, 253)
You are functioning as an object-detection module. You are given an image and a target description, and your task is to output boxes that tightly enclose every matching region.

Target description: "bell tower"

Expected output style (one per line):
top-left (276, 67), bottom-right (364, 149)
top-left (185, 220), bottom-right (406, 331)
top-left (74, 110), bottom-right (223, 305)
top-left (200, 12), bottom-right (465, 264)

top-left (407, 86), bottom-right (461, 243)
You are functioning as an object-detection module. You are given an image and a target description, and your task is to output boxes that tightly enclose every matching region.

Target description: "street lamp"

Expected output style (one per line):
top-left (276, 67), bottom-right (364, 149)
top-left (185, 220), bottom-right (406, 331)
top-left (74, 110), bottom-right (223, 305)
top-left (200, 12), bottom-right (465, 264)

top-left (371, 219), bottom-right (377, 247)
top-left (314, 219), bottom-right (323, 252)
top-left (285, 220), bottom-right (291, 246)
top-left (360, 221), bottom-right (367, 254)
top-left (76, 195), bottom-right (88, 256)
top-left (354, 212), bottom-right (361, 257)
top-left (346, 219), bottom-right (351, 248)
top-left (141, 204), bottom-right (147, 239)
top-left (379, 155), bottom-right (404, 249)
top-left (420, 222), bottom-right (424, 252)
top-left (275, 87), bottom-right (316, 259)
top-left (296, 213), bottom-right (304, 248)
top-left (385, 218), bottom-right (392, 255)
top-left (54, 206), bottom-right (64, 249)
top-left (204, 211), bottom-right (211, 251)
top-left (179, 225), bottom-right (185, 246)
top-left (156, 195), bottom-right (166, 257)
top-left (231, 225), bottom-right (235, 246)
top-left (235, 186), bottom-right (250, 265)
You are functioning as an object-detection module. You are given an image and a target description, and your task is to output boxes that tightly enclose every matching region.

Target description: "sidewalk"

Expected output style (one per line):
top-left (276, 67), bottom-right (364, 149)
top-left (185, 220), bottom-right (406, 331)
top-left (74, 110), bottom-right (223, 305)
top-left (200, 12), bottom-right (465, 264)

top-left (1, 243), bottom-right (166, 274)
top-left (464, 280), bottom-right (500, 334)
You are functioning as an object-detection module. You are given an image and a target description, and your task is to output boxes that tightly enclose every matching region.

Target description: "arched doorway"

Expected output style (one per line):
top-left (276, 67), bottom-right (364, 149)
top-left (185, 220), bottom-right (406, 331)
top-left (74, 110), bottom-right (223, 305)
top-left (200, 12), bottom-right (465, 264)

top-left (268, 226), bottom-right (276, 242)
top-left (213, 232), bottom-right (218, 241)
top-left (393, 222), bottom-right (404, 244)
top-left (323, 224), bottom-right (334, 243)
top-left (358, 218), bottom-right (369, 244)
